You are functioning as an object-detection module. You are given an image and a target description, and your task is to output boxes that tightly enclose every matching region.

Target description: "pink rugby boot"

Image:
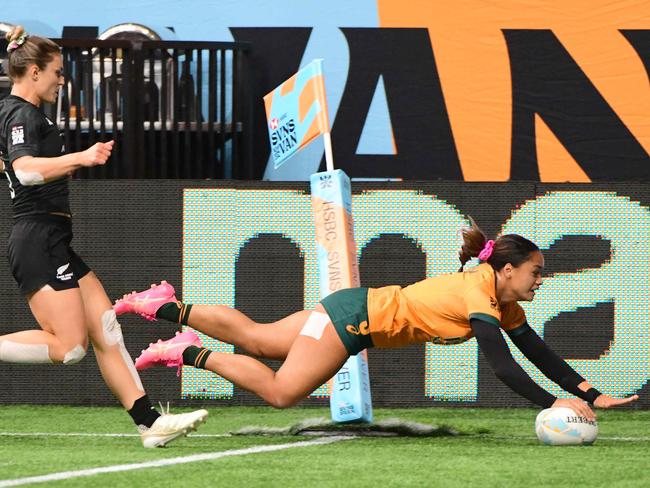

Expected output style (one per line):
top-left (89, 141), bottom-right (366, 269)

top-left (135, 330), bottom-right (202, 375)
top-left (114, 281), bottom-right (177, 321)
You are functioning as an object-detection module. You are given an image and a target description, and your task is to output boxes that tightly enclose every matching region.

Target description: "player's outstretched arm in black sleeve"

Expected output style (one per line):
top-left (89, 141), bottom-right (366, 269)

top-left (506, 323), bottom-right (599, 402)
top-left (470, 318), bottom-right (556, 408)
top-left (470, 318), bottom-right (598, 419)
top-left (507, 323), bottom-right (639, 409)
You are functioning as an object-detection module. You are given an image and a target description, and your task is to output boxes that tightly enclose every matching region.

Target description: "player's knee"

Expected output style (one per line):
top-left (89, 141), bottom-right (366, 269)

top-left (240, 329), bottom-right (265, 358)
top-left (62, 344), bottom-right (87, 365)
top-left (247, 341), bottom-right (266, 359)
top-left (268, 390), bottom-right (301, 409)
top-left (101, 309), bottom-right (123, 346)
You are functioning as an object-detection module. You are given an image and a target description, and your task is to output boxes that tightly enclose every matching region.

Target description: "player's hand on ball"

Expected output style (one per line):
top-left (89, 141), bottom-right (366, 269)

top-left (80, 140), bottom-right (114, 167)
top-left (552, 398), bottom-right (595, 421)
top-left (593, 393), bottom-right (639, 409)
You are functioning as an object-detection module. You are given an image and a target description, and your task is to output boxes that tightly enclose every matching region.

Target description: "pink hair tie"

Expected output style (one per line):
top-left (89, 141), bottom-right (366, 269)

top-left (478, 240), bottom-right (495, 261)
top-left (7, 34), bottom-right (28, 53)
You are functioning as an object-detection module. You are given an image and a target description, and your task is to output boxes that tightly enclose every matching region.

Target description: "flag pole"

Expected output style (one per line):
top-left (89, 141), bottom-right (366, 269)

top-left (314, 59), bottom-right (335, 172)
top-left (323, 131), bottom-right (335, 172)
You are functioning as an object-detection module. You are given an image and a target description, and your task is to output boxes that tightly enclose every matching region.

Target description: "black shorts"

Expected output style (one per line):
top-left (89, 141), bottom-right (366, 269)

top-left (7, 215), bottom-right (91, 295)
top-left (320, 287), bottom-right (373, 356)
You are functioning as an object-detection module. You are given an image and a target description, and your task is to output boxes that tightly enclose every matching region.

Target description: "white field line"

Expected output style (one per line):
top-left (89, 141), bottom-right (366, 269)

top-left (475, 433), bottom-right (650, 442)
top-left (0, 432), bottom-right (230, 438)
top-left (594, 436), bottom-right (650, 441)
top-left (0, 431), bottom-right (648, 442)
top-left (0, 436), bottom-right (352, 487)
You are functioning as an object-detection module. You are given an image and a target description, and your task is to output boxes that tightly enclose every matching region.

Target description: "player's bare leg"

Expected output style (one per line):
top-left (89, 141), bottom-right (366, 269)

top-left (79, 272), bottom-right (145, 408)
top-left (185, 305), bottom-right (310, 360)
top-left (0, 287), bottom-right (87, 364)
top-left (80, 272), bottom-right (208, 447)
top-left (136, 319), bottom-right (348, 408)
top-left (115, 281), bottom-right (310, 360)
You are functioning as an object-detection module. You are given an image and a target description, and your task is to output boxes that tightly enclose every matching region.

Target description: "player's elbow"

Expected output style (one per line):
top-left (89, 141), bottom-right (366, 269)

top-left (15, 168), bottom-right (45, 186)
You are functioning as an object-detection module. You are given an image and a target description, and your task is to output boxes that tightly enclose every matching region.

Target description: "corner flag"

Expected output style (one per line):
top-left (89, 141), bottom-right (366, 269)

top-left (263, 59), bottom-right (331, 170)
top-left (264, 59), bottom-right (373, 423)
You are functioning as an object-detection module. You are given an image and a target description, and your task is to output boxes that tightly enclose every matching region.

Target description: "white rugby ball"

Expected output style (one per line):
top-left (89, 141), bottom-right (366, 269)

top-left (535, 407), bottom-right (598, 446)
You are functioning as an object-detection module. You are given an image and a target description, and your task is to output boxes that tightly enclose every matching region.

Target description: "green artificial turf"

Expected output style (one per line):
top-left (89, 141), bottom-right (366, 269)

top-left (0, 405), bottom-right (647, 487)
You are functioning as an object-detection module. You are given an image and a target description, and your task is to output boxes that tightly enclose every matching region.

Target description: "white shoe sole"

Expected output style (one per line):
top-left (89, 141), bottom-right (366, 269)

top-left (142, 410), bottom-right (209, 448)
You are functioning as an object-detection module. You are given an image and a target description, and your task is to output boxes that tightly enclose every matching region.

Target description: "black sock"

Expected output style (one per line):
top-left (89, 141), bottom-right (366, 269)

top-left (128, 394), bottom-right (160, 428)
top-left (183, 345), bottom-right (212, 369)
top-left (157, 302), bottom-right (193, 324)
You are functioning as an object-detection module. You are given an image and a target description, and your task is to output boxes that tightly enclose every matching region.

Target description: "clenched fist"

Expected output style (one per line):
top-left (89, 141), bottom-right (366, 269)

top-left (79, 140), bottom-right (114, 167)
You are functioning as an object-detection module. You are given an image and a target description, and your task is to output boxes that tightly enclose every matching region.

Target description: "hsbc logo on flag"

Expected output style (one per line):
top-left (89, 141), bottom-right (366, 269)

top-left (270, 117), bottom-right (297, 161)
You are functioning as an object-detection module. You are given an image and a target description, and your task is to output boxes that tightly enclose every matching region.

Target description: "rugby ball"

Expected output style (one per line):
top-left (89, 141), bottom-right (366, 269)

top-left (535, 407), bottom-right (598, 445)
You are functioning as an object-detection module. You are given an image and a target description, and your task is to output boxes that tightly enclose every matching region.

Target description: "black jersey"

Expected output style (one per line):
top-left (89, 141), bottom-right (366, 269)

top-left (0, 95), bottom-right (70, 218)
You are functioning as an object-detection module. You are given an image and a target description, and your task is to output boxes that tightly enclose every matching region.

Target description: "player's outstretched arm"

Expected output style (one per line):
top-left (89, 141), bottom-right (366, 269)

top-left (470, 319), bottom-right (555, 405)
top-left (471, 319), bottom-right (599, 419)
top-left (507, 323), bottom-right (639, 409)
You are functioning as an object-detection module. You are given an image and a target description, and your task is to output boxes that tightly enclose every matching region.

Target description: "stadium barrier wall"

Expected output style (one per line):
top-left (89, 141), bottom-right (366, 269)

top-left (0, 180), bottom-right (648, 408)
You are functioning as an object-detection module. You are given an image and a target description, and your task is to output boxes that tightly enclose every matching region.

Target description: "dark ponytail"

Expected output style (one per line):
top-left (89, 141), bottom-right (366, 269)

top-left (459, 216), bottom-right (487, 271)
top-left (459, 216), bottom-right (539, 272)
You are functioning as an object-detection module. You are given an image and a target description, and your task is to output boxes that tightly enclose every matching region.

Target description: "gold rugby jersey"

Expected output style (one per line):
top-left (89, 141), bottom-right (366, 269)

top-left (366, 263), bottom-right (526, 348)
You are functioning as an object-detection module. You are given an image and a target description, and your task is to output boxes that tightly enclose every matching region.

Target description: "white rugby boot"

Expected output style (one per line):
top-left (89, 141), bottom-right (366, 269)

top-left (141, 407), bottom-right (208, 448)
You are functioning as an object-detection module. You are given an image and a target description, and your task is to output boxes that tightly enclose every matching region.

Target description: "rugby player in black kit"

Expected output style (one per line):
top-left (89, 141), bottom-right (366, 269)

top-left (0, 26), bottom-right (208, 447)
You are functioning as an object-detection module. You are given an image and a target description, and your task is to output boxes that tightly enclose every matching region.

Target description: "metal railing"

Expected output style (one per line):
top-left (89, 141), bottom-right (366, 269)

top-left (46, 38), bottom-right (253, 179)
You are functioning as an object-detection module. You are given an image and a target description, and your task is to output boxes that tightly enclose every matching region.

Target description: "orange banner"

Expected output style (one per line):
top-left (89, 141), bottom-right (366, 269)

top-left (378, 0), bottom-right (650, 181)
